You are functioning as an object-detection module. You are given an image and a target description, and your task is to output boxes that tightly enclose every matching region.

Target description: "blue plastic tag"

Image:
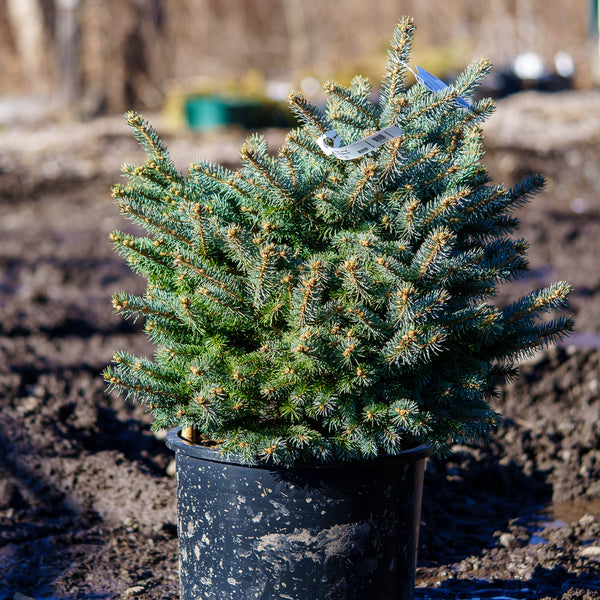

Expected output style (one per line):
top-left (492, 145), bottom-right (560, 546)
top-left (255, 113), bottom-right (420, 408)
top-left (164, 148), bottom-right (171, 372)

top-left (407, 64), bottom-right (471, 109)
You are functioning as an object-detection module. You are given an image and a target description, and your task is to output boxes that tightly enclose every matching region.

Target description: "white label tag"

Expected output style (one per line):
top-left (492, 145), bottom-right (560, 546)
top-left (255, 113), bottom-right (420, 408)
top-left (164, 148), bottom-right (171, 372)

top-left (316, 125), bottom-right (403, 161)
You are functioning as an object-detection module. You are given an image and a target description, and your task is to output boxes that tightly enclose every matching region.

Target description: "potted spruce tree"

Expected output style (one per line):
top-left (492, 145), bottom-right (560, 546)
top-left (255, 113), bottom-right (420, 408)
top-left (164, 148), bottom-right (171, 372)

top-left (104, 17), bottom-right (573, 600)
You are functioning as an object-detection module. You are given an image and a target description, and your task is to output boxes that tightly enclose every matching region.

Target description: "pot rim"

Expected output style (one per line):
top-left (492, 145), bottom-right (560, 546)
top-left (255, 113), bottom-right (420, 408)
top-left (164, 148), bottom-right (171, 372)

top-left (165, 427), bottom-right (432, 469)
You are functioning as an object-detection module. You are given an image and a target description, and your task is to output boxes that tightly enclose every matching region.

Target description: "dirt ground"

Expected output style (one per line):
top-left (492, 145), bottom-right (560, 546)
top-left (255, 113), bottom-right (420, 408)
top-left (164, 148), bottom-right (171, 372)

top-left (1, 90), bottom-right (600, 599)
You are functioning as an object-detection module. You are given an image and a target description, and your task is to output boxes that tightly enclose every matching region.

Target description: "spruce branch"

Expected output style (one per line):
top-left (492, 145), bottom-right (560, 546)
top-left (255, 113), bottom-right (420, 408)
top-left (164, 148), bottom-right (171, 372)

top-left (106, 23), bottom-right (572, 465)
top-left (239, 136), bottom-right (295, 206)
top-left (173, 252), bottom-right (243, 301)
top-left (114, 187), bottom-right (193, 249)
top-left (188, 161), bottom-right (241, 203)
top-left (287, 92), bottom-right (330, 135)
top-left (278, 146), bottom-right (299, 190)
top-left (452, 58), bottom-right (493, 102)
top-left (379, 136), bottom-right (405, 181)
top-left (112, 291), bottom-right (181, 323)
top-left (503, 282), bottom-right (572, 326)
top-left (285, 129), bottom-right (332, 166)
top-left (337, 160), bottom-right (379, 222)
top-left (412, 228), bottom-right (455, 278)
top-left (125, 111), bottom-right (176, 174)
top-left (380, 16), bottom-right (415, 124)
top-left (109, 231), bottom-right (175, 277)
top-left (506, 173), bottom-right (546, 210)
top-left (324, 80), bottom-right (380, 130)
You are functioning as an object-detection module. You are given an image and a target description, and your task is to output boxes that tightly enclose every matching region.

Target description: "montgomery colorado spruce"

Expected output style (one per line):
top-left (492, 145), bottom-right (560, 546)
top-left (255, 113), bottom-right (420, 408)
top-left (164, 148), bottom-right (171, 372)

top-left (104, 18), bottom-right (573, 467)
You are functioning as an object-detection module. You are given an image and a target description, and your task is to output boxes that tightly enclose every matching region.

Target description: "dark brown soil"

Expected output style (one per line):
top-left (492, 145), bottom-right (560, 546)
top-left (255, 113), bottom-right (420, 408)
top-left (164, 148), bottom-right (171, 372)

top-left (1, 91), bottom-right (600, 599)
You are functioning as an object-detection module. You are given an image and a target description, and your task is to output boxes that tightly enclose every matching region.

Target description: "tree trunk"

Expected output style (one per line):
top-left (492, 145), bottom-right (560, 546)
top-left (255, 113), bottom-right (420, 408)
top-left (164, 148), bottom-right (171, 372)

top-left (6, 0), bottom-right (46, 89)
top-left (55, 0), bottom-right (82, 112)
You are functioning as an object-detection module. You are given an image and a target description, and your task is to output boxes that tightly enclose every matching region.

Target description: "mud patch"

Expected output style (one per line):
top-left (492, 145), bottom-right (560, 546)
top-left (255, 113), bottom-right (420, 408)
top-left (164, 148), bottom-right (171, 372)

top-left (254, 522), bottom-right (372, 563)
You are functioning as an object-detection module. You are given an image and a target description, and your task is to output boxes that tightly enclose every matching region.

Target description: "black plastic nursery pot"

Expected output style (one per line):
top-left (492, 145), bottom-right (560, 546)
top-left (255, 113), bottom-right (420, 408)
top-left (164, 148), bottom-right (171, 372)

top-left (166, 427), bottom-right (431, 600)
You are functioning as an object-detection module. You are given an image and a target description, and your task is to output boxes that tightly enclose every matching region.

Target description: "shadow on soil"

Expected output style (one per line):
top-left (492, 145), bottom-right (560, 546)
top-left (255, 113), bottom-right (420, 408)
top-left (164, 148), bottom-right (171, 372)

top-left (416, 567), bottom-right (600, 599)
top-left (420, 442), bottom-right (553, 565)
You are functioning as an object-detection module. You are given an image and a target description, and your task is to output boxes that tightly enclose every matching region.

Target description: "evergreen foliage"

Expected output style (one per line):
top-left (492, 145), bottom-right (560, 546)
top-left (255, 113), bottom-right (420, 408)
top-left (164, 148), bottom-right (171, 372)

top-left (104, 17), bottom-right (573, 465)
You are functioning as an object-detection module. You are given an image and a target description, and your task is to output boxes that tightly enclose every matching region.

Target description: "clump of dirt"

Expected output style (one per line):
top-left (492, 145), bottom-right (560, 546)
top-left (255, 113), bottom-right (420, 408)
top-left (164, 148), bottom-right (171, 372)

top-left (1, 92), bottom-right (600, 599)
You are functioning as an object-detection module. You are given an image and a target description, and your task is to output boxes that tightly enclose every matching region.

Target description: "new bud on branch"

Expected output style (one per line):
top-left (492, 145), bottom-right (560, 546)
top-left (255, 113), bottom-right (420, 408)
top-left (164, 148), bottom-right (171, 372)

top-left (104, 17), bottom-right (573, 466)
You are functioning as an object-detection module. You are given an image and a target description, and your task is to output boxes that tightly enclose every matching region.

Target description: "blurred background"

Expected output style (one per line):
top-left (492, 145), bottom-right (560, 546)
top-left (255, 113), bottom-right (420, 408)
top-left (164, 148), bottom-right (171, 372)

top-left (1, 0), bottom-right (599, 127)
top-left (2, 2), bottom-right (600, 597)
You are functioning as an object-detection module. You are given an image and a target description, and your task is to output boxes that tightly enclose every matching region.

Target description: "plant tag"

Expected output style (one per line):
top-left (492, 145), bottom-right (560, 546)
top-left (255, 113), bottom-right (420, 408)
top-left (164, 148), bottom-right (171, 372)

top-left (316, 125), bottom-right (403, 160)
top-left (405, 63), bottom-right (471, 109)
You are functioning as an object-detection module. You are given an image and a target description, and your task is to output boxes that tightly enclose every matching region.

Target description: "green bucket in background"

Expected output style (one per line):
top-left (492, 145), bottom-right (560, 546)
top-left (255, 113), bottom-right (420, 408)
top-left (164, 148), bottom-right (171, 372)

top-left (184, 95), bottom-right (292, 131)
top-left (184, 96), bottom-right (231, 131)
